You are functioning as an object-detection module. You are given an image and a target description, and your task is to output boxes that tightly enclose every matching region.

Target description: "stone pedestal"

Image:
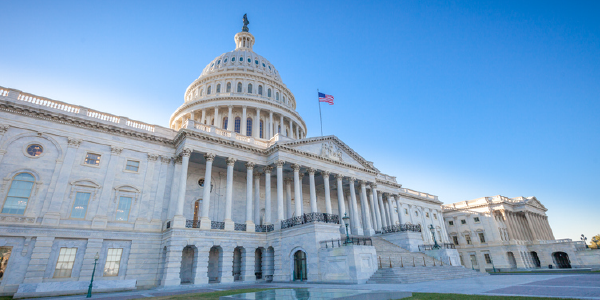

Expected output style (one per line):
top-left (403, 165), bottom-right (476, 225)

top-left (172, 215), bottom-right (186, 229)
top-left (318, 244), bottom-right (378, 284)
top-left (224, 219), bottom-right (235, 231)
top-left (422, 248), bottom-right (461, 266)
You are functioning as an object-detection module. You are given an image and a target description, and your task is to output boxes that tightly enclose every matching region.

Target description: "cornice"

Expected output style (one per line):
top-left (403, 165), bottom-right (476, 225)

top-left (0, 100), bottom-right (174, 146)
top-left (173, 130), bottom-right (268, 155)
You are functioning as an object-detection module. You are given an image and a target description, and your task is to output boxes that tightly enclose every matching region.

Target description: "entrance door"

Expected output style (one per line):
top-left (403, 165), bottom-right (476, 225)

top-left (293, 251), bottom-right (307, 281)
top-left (553, 252), bottom-right (571, 268)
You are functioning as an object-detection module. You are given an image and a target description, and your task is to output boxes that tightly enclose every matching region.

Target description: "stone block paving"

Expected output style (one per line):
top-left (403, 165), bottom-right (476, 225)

top-left (485, 275), bottom-right (600, 299)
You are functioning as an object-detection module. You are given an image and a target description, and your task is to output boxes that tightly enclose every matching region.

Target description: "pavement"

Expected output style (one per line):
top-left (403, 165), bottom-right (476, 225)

top-left (21, 273), bottom-right (600, 300)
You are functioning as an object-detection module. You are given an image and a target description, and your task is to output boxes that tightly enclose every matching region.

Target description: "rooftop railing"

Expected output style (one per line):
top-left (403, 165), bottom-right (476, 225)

top-left (399, 188), bottom-right (439, 201)
top-left (188, 119), bottom-right (281, 149)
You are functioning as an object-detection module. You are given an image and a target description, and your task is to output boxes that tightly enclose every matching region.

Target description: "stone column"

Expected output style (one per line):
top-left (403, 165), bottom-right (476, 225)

top-left (360, 181), bottom-right (375, 235)
top-left (264, 166), bottom-right (272, 225)
top-left (224, 157), bottom-right (236, 231)
top-left (285, 178), bottom-right (293, 218)
top-left (254, 171), bottom-right (261, 225)
top-left (227, 105), bottom-right (233, 131)
top-left (545, 216), bottom-right (555, 239)
top-left (500, 210), bottom-right (515, 241)
top-left (348, 178), bottom-right (362, 235)
top-left (292, 164), bottom-right (302, 216)
top-left (308, 168), bottom-right (318, 213)
top-left (198, 153), bottom-right (215, 230)
top-left (395, 196), bottom-right (404, 224)
top-left (335, 174), bottom-right (347, 232)
top-left (220, 245), bottom-right (235, 283)
top-left (241, 247), bottom-right (256, 282)
top-left (537, 215), bottom-right (548, 240)
top-left (295, 124), bottom-right (299, 139)
top-left (201, 108), bottom-right (206, 124)
top-left (532, 214), bottom-right (544, 240)
top-left (151, 156), bottom-right (171, 223)
top-left (280, 115), bottom-right (285, 136)
top-left (368, 191), bottom-right (378, 231)
top-left (524, 212), bottom-right (538, 240)
top-left (193, 244), bottom-right (210, 284)
top-left (289, 119), bottom-right (293, 138)
top-left (269, 111), bottom-right (273, 139)
top-left (345, 195), bottom-right (354, 234)
top-left (322, 171), bottom-right (332, 214)
top-left (245, 162), bottom-right (256, 232)
top-left (387, 195), bottom-right (398, 225)
top-left (242, 106), bottom-right (247, 135)
top-left (373, 187), bottom-right (384, 229)
top-left (214, 106), bottom-right (220, 128)
top-left (173, 148), bottom-right (192, 228)
top-left (254, 108), bottom-right (261, 138)
top-left (383, 194), bottom-right (392, 226)
top-left (299, 174), bottom-right (305, 215)
top-left (92, 146), bottom-right (123, 228)
top-left (276, 160), bottom-right (285, 222)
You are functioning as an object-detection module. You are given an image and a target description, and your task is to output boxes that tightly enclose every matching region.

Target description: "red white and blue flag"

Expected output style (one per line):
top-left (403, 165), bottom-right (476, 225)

top-left (318, 92), bottom-right (334, 105)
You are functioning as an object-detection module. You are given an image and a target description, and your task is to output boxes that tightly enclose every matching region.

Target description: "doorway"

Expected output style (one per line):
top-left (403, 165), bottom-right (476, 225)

top-left (293, 250), bottom-right (307, 281)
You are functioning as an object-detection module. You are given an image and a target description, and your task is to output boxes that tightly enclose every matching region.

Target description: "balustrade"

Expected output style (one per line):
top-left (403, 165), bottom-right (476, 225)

top-left (320, 237), bottom-right (373, 249)
top-left (234, 223), bottom-right (247, 231)
top-left (418, 243), bottom-right (455, 251)
top-left (380, 223), bottom-right (422, 234)
top-left (280, 213), bottom-right (340, 229)
top-left (255, 224), bottom-right (274, 232)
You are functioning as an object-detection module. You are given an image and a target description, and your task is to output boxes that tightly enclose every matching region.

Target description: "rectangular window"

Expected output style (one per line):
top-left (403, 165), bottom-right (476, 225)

top-left (484, 253), bottom-right (492, 264)
top-left (474, 217), bottom-right (480, 223)
top-left (461, 219), bottom-right (467, 225)
top-left (466, 235), bottom-right (472, 245)
top-left (71, 192), bottom-right (91, 219)
top-left (470, 254), bottom-right (478, 266)
top-left (84, 153), bottom-right (101, 166)
top-left (103, 248), bottom-right (123, 276)
top-left (54, 247), bottom-right (77, 278)
top-left (434, 214), bottom-right (437, 220)
top-left (426, 212), bottom-right (430, 218)
top-left (125, 160), bottom-right (140, 172)
top-left (115, 197), bottom-right (132, 221)
top-left (479, 232), bottom-right (486, 243)
top-left (404, 208), bottom-right (408, 215)
top-left (452, 236), bottom-right (459, 245)
top-left (449, 220), bottom-right (454, 226)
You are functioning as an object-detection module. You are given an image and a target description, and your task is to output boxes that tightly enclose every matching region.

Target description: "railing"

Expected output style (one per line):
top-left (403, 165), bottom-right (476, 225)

top-left (211, 221), bottom-right (225, 230)
top-left (234, 223), bottom-right (247, 231)
top-left (236, 135), bottom-right (252, 143)
top-left (399, 188), bottom-right (438, 201)
top-left (280, 213), bottom-right (340, 229)
top-left (17, 92), bottom-right (81, 114)
top-left (88, 109), bottom-right (120, 123)
top-left (320, 237), bottom-right (373, 249)
top-left (215, 128), bottom-right (231, 137)
top-left (0, 87), bottom-right (8, 97)
top-left (126, 119), bottom-right (155, 132)
top-left (418, 243), bottom-right (456, 251)
top-left (195, 123), bottom-right (212, 132)
top-left (186, 220), bottom-right (200, 228)
top-left (574, 241), bottom-right (587, 251)
top-left (380, 223), bottom-right (422, 234)
top-left (255, 224), bottom-right (274, 232)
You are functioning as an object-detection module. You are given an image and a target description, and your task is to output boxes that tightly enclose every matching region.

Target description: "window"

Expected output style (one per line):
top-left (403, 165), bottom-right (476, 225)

top-left (1, 173), bottom-right (34, 215)
top-left (426, 212), bottom-right (430, 218)
top-left (200, 89), bottom-right (203, 96)
top-left (216, 84), bottom-right (221, 93)
top-left (104, 248), bottom-right (123, 276)
top-left (125, 160), bottom-right (139, 172)
top-left (70, 192), bottom-right (90, 219)
top-left (115, 196), bottom-right (132, 221)
top-left (198, 178), bottom-right (205, 187)
top-left (434, 214), bottom-right (438, 220)
top-left (246, 118), bottom-right (252, 136)
top-left (234, 117), bottom-right (241, 133)
top-left (54, 248), bottom-right (77, 278)
top-left (478, 232), bottom-right (486, 243)
top-left (224, 58), bottom-right (227, 63)
top-left (255, 59), bottom-right (259, 65)
top-left (259, 120), bottom-right (264, 138)
top-left (237, 82), bottom-right (242, 93)
top-left (247, 57), bottom-right (251, 63)
top-left (449, 220), bottom-right (454, 226)
top-left (452, 236), bottom-right (459, 245)
top-left (84, 153), bottom-right (101, 166)
top-left (26, 144), bottom-right (43, 157)
top-left (415, 211), bottom-right (419, 217)
top-left (217, 60), bottom-right (220, 65)
top-left (276, 92), bottom-right (279, 100)
top-left (268, 88), bottom-right (271, 97)
top-left (207, 86), bottom-right (211, 95)
top-left (474, 217), bottom-right (480, 223)
top-left (465, 235), bottom-right (472, 245)
top-left (262, 63), bottom-right (266, 67)
top-left (258, 85), bottom-right (263, 95)
top-left (227, 82), bottom-right (231, 92)
top-left (232, 57), bottom-right (235, 62)
top-left (484, 253), bottom-right (492, 264)
top-left (461, 219), bottom-right (466, 225)
top-left (223, 117), bottom-right (228, 129)
top-left (404, 208), bottom-right (408, 215)
top-left (248, 83), bottom-right (252, 93)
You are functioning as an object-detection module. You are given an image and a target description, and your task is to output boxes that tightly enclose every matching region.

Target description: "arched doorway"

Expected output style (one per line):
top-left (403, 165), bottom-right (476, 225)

top-left (293, 250), bottom-right (307, 281)
top-left (193, 199), bottom-right (201, 222)
top-left (507, 252), bottom-right (517, 269)
top-left (208, 246), bottom-right (222, 283)
top-left (531, 252), bottom-right (541, 268)
top-left (180, 246), bottom-right (195, 284)
top-left (255, 248), bottom-right (263, 280)
top-left (233, 247), bottom-right (243, 281)
top-left (553, 252), bottom-right (571, 268)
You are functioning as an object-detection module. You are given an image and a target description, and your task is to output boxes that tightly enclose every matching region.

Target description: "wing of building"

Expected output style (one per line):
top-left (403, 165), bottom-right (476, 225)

top-left (0, 19), bottom-right (597, 298)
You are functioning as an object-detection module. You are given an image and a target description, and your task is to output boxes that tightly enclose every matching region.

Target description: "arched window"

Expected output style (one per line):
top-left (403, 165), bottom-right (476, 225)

top-left (246, 118), bottom-right (253, 137)
top-left (259, 120), bottom-right (264, 138)
top-left (207, 86), bottom-right (211, 95)
top-left (258, 85), bottom-right (263, 95)
top-left (276, 92), bottom-right (279, 101)
top-left (227, 82), bottom-right (231, 93)
top-left (216, 84), bottom-right (221, 93)
top-left (234, 117), bottom-right (241, 133)
top-left (247, 84), bottom-right (252, 94)
top-left (200, 89), bottom-right (203, 96)
top-left (237, 82), bottom-right (242, 93)
top-left (1, 173), bottom-right (34, 214)
top-left (268, 88), bottom-right (271, 98)
top-left (223, 117), bottom-right (228, 129)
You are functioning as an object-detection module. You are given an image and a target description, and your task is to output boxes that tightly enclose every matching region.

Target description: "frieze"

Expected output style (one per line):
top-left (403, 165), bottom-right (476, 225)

top-left (0, 216), bottom-right (35, 224)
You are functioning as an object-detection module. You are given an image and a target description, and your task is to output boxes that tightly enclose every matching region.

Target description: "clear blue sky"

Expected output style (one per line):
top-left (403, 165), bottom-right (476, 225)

top-left (1, 1), bottom-right (598, 242)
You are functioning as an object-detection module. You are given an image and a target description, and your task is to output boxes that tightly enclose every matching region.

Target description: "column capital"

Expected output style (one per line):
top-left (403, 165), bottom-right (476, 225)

top-left (148, 154), bottom-right (159, 161)
top-left (349, 177), bottom-right (356, 182)
top-left (322, 170), bottom-right (331, 177)
top-left (358, 180), bottom-right (368, 186)
top-left (173, 156), bottom-right (182, 164)
top-left (264, 166), bottom-right (273, 173)
top-left (291, 164), bottom-right (301, 171)
top-left (284, 177), bottom-right (292, 183)
top-left (370, 183), bottom-right (378, 189)
top-left (299, 173), bottom-right (304, 180)
top-left (254, 171), bottom-right (261, 177)
top-left (245, 161), bottom-right (255, 169)
top-left (204, 153), bottom-right (216, 161)
top-left (111, 146), bottom-right (123, 156)
top-left (228, 105), bottom-right (233, 109)
top-left (275, 160), bottom-right (285, 167)
top-left (160, 155), bottom-right (172, 164)
top-left (307, 167), bottom-right (316, 175)
top-left (179, 148), bottom-right (192, 157)
top-left (242, 105), bottom-right (247, 109)
top-left (335, 173), bottom-right (344, 180)
top-left (67, 137), bottom-right (82, 148)
top-left (226, 157), bottom-right (237, 166)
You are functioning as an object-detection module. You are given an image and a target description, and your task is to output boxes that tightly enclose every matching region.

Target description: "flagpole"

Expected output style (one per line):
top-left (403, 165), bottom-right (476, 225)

top-left (317, 89), bottom-right (323, 136)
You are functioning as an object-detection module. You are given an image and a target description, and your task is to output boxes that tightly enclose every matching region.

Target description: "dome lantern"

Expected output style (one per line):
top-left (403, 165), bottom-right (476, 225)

top-left (235, 32), bottom-right (255, 52)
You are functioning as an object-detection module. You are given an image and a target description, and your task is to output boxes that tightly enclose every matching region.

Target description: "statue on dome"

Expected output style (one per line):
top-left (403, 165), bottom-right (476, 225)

top-left (242, 14), bottom-right (250, 32)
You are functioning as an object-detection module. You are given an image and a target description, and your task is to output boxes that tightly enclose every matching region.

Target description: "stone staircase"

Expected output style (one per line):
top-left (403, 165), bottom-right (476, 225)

top-left (367, 236), bottom-right (486, 284)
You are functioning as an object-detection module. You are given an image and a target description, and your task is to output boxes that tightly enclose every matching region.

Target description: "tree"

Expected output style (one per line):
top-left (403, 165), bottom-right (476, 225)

top-left (590, 234), bottom-right (600, 249)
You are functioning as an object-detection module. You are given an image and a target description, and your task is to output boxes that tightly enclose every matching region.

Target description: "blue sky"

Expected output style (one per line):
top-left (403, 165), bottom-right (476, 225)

top-left (1, 1), bottom-right (598, 242)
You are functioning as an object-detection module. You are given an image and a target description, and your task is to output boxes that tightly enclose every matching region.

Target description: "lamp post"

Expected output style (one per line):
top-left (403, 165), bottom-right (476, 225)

top-left (429, 224), bottom-right (440, 249)
top-left (581, 234), bottom-right (588, 248)
top-left (86, 252), bottom-right (99, 298)
top-left (342, 213), bottom-right (352, 244)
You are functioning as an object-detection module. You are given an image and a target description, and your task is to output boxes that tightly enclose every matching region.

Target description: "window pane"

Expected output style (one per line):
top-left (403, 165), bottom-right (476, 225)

top-left (115, 197), bottom-right (132, 221)
top-left (246, 118), bottom-right (252, 136)
top-left (104, 248), bottom-right (123, 276)
top-left (54, 247), bottom-right (77, 278)
top-left (71, 192), bottom-right (91, 219)
top-left (234, 118), bottom-right (241, 133)
top-left (85, 153), bottom-right (101, 165)
top-left (125, 160), bottom-right (139, 172)
top-left (2, 174), bottom-right (35, 214)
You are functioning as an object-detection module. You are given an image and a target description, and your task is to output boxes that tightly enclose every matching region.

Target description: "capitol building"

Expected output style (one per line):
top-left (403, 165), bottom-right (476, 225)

top-left (0, 18), bottom-right (597, 298)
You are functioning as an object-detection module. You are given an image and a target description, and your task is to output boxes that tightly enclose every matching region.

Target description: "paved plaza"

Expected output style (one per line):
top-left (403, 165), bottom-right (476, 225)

top-left (23, 274), bottom-right (600, 300)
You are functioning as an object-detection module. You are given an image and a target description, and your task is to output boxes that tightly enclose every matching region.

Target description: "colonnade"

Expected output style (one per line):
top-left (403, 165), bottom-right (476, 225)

top-left (500, 210), bottom-right (555, 241)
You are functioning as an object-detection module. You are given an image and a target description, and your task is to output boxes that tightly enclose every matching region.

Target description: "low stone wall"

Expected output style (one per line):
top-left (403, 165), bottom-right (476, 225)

top-left (422, 248), bottom-right (461, 266)
top-left (318, 244), bottom-right (378, 284)
top-left (380, 232), bottom-right (423, 252)
top-left (14, 279), bottom-right (137, 299)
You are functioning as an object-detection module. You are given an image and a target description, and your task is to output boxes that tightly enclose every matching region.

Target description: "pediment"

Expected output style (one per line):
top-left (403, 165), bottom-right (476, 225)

top-left (279, 136), bottom-right (379, 171)
top-left (525, 197), bottom-right (546, 210)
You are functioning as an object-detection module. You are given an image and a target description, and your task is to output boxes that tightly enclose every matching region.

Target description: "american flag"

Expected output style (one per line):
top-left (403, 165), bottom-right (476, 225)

top-left (318, 92), bottom-right (334, 105)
